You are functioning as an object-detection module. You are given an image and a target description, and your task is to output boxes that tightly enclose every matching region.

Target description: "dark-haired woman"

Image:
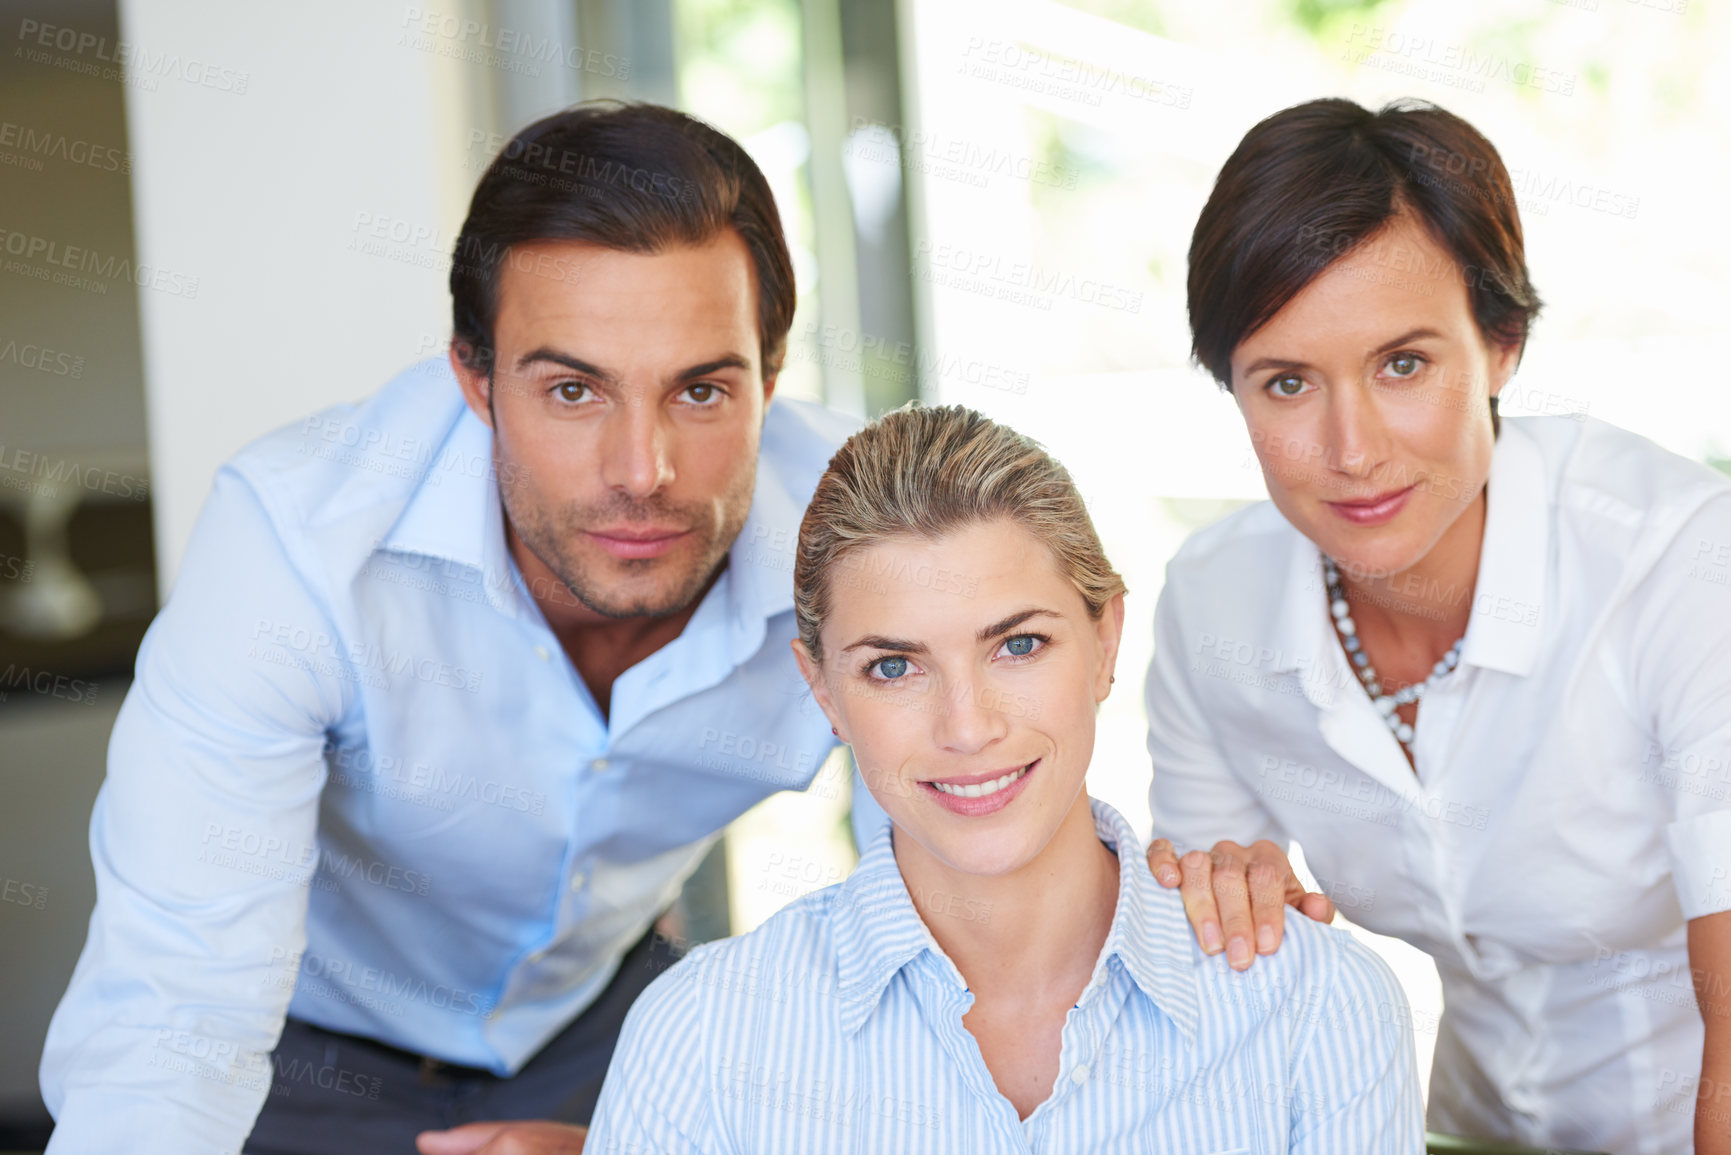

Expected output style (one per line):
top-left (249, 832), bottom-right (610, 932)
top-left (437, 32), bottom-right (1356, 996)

top-left (1143, 98), bottom-right (1731, 1154)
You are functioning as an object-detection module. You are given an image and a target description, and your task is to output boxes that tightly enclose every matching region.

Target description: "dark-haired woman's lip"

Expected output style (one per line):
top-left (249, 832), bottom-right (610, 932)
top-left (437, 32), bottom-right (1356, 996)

top-left (1324, 486), bottom-right (1413, 527)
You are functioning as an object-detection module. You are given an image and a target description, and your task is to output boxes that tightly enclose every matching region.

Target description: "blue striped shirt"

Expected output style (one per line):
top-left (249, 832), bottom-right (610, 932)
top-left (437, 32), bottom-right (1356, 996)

top-left (590, 798), bottom-right (1423, 1153)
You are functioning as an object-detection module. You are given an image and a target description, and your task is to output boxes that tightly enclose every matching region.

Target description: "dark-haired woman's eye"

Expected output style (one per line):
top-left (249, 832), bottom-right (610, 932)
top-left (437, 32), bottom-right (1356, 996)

top-left (872, 656), bottom-right (909, 680)
top-left (1270, 374), bottom-right (1306, 397)
top-left (1387, 353), bottom-right (1422, 378)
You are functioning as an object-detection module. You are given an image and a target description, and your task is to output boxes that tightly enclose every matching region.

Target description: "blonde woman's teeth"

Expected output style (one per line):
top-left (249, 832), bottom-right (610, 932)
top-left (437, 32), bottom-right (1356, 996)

top-left (931, 766), bottom-right (1028, 798)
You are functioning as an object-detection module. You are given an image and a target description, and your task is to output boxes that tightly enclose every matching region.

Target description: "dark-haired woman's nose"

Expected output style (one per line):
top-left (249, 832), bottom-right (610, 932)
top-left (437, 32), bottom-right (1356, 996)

top-left (1324, 385), bottom-right (1393, 482)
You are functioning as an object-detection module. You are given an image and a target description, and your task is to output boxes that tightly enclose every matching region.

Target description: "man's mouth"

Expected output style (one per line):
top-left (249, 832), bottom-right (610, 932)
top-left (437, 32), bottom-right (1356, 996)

top-left (583, 527), bottom-right (691, 561)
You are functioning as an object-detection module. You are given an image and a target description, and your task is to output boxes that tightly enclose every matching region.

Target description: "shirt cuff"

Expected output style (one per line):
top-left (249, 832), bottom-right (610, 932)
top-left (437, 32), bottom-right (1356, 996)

top-left (1666, 808), bottom-right (1731, 920)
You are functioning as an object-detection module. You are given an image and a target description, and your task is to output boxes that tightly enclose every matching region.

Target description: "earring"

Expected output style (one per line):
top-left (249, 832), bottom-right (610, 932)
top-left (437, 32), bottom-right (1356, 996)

top-left (831, 727), bottom-right (838, 736)
top-left (1109, 675), bottom-right (1115, 684)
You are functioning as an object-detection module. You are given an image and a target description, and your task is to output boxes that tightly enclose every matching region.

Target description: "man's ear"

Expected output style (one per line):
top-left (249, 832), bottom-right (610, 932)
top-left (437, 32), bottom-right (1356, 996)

top-left (1094, 592), bottom-right (1127, 703)
top-left (450, 343), bottom-right (495, 429)
top-left (792, 638), bottom-right (844, 739)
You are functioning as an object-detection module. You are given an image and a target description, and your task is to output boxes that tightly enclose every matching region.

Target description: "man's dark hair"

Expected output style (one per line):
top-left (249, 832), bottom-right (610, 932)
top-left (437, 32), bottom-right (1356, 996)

top-left (1188, 97), bottom-right (1543, 420)
top-left (450, 101), bottom-right (795, 379)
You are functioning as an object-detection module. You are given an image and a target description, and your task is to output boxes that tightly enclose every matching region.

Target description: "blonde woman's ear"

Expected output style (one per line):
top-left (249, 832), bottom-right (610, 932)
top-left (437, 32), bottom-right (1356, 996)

top-left (1095, 592), bottom-right (1127, 700)
top-left (791, 638), bottom-right (845, 739)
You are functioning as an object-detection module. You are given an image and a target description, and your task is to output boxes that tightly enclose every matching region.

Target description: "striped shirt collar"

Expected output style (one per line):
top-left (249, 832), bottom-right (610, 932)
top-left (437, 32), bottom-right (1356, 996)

top-left (829, 797), bottom-right (1202, 1044)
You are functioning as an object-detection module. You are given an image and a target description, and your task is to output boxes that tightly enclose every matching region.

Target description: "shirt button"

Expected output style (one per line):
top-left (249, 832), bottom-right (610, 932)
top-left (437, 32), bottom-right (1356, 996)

top-left (534, 645), bottom-right (550, 661)
top-left (589, 757), bottom-right (610, 772)
top-left (569, 871), bottom-right (587, 893)
top-left (1070, 1065), bottom-right (1090, 1085)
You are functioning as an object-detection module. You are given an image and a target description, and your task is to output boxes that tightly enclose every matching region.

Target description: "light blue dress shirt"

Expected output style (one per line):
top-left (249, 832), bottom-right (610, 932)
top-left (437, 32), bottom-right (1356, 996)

top-left (38, 359), bottom-right (853, 1155)
top-left (589, 798), bottom-right (1425, 1153)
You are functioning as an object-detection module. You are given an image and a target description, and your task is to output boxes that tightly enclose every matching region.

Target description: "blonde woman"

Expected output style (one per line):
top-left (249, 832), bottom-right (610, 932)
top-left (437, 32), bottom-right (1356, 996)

top-left (587, 405), bottom-right (1422, 1152)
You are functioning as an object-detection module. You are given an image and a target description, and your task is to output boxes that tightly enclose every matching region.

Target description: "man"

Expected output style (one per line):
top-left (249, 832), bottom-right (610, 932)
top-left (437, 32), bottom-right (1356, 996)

top-left (40, 103), bottom-right (854, 1155)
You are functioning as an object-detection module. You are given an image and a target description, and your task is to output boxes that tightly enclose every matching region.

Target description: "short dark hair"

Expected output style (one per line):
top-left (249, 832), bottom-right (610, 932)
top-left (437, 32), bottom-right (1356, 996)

top-left (450, 101), bottom-right (796, 379)
top-left (1188, 98), bottom-right (1542, 398)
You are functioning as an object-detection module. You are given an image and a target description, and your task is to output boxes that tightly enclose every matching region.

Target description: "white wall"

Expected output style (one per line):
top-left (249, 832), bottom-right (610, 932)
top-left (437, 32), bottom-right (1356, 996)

top-left (118, 0), bottom-right (496, 588)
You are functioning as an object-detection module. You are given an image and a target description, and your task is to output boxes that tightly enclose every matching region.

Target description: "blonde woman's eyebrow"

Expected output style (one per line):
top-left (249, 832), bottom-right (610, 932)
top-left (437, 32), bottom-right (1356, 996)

top-left (976, 608), bottom-right (1059, 642)
top-left (839, 635), bottom-right (929, 656)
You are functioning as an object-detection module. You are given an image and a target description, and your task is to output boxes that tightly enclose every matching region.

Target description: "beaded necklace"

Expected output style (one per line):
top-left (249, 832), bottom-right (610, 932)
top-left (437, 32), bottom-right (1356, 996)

top-left (1322, 555), bottom-right (1463, 752)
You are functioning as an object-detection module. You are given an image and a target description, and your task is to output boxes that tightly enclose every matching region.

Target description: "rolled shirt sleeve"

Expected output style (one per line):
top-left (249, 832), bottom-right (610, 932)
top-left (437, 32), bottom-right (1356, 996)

top-left (1645, 494), bottom-right (1731, 921)
top-left (40, 469), bottom-right (349, 1155)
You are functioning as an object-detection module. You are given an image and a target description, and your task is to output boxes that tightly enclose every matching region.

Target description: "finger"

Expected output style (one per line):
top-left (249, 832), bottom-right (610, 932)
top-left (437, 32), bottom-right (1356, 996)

top-left (1147, 838), bottom-right (1182, 888)
top-left (1209, 843), bottom-right (1256, 971)
top-left (417, 1123), bottom-right (512, 1155)
top-left (1296, 890), bottom-right (1336, 924)
top-left (1177, 849), bottom-right (1224, 957)
top-left (1245, 843), bottom-right (1290, 957)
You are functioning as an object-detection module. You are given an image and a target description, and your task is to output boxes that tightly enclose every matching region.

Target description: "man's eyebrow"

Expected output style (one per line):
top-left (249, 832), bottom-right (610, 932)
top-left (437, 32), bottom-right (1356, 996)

top-left (839, 635), bottom-right (930, 656)
top-left (675, 354), bottom-right (752, 381)
top-left (977, 608), bottom-right (1059, 642)
top-left (514, 347), bottom-right (619, 385)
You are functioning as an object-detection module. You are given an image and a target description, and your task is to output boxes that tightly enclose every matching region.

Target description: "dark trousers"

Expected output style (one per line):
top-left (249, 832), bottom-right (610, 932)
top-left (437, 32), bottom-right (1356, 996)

top-left (245, 926), bottom-right (680, 1154)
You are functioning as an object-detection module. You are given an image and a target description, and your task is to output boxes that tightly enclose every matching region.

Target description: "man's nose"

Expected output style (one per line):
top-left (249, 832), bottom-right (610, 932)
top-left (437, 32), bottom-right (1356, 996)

top-left (601, 402), bottom-right (674, 497)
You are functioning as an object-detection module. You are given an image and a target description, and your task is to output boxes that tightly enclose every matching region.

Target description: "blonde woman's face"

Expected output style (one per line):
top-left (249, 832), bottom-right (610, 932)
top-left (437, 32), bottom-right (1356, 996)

top-left (795, 519), bottom-right (1123, 878)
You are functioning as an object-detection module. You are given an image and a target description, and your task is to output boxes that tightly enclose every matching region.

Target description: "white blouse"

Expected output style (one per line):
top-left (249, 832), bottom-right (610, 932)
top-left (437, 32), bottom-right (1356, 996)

top-left (1145, 415), bottom-right (1731, 1154)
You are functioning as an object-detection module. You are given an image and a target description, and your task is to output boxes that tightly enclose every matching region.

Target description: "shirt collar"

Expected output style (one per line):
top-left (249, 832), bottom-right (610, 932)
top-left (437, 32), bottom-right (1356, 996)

top-left (380, 400), bottom-right (522, 618)
top-left (1258, 423), bottom-right (1553, 682)
top-left (829, 798), bottom-right (1202, 1044)
top-left (720, 424), bottom-right (809, 647)
top-left (381, 377), bottom-right (817, 635)
top-left (1459, 419), bottom-right (1550, 676)
top-left (1090, 799), bottom-right (1202, 1043)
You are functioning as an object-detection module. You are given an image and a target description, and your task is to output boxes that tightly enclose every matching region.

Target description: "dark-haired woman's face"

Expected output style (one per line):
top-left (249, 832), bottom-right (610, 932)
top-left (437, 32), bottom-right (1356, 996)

top-left (1229, 214), bottom-right (1519, 581)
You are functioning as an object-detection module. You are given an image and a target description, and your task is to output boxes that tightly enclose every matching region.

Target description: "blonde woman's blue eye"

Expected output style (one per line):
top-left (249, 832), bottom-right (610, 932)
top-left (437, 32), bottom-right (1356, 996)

top-left (1003, 635), bottom-right (1041, 657)
top-left (873, 656), bottom-right (909, 679)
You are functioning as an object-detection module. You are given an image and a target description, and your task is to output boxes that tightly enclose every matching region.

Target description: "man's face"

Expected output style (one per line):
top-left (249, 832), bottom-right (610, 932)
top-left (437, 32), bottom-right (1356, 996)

top-left (453, 231), bottom-right (773, 619)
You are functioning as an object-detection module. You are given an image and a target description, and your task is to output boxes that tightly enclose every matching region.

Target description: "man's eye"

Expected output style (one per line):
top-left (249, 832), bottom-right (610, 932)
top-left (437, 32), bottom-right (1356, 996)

top-left (555, 381), bottom-right (589, 403)
top-left (871, 656), bottom-right (910, 680)
top-left (685, 382), bottom-right (720, 404)
top-left (1386, 353), bottom-right (1422, 378)
top-left (1269, 374), bottom-right (1306, 397)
